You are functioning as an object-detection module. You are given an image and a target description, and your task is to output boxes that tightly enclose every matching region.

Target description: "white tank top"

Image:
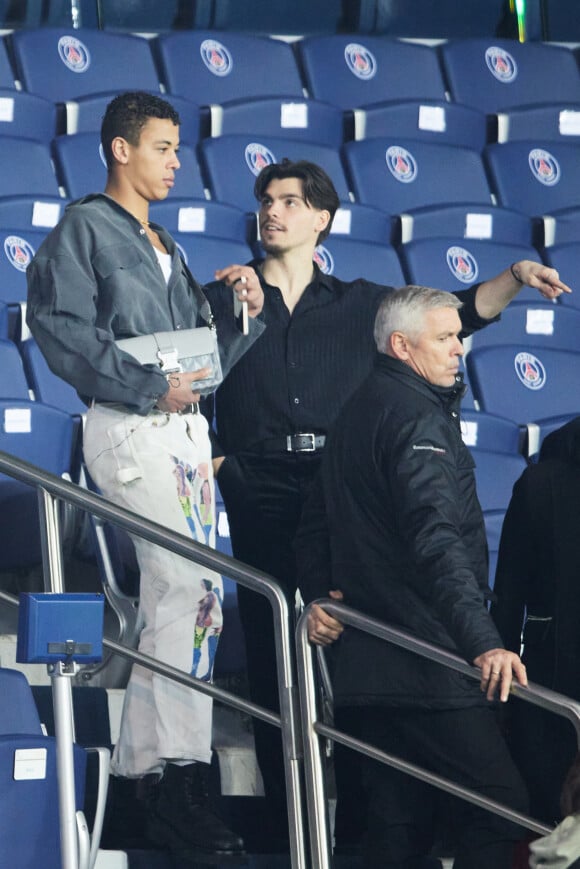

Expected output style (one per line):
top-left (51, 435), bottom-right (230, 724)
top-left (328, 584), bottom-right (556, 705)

top-left (154, 247), bottom-right (172, 284)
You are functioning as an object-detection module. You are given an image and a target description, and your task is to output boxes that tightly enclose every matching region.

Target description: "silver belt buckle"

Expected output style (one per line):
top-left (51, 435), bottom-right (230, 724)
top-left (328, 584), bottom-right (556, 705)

top-left (288, 433), bottom-right (316, 452)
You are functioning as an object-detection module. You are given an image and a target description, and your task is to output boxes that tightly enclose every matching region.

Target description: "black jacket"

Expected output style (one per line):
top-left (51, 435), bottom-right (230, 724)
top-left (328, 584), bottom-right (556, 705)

top-left (297, 354), bottom-right (502, 709)
top-left (491, 416), bottom-right (580, 699)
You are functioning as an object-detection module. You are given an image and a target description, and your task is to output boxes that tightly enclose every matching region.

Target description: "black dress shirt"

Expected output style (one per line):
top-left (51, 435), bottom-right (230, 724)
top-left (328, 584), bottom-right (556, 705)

top-left (202, 261), bottom-right (492, 457)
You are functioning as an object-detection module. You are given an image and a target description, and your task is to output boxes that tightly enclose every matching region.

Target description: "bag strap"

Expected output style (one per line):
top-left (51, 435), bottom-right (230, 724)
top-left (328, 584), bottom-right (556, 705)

top-left (180, 258), bottom-right (216, 331)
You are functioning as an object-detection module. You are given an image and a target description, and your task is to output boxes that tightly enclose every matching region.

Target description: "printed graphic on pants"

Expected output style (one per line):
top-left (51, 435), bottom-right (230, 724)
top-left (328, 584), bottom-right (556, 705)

top-left (172, 454), bottom-right (222, 681)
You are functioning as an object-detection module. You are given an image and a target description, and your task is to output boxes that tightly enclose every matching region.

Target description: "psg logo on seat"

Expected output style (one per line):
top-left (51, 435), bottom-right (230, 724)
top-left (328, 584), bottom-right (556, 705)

top-left (4, 235), bottom-right (35, 272)
top-left (446, 246), bottom-right (479, 284)
top-left (485, 46), bottom-right (517, 83)
top-left (200, 39), bottom-right (233, 77)
top-left (58, 35), bottom-right (91, 73)
top-left (528, 148), bottom-right (561, 187)
top-left (344, 43), bottom-right (377, 80)
top-left (514, 352), bottom-right (547, 391)
top-left (244, 143), bottom-right (276, 176)
top-left (385, 146), bottom-right (418, 184)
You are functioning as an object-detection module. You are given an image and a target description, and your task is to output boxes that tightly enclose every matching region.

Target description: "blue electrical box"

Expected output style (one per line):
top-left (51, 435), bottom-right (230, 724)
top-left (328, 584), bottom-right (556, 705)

top-left (16, 593), bottom-right (105, 664)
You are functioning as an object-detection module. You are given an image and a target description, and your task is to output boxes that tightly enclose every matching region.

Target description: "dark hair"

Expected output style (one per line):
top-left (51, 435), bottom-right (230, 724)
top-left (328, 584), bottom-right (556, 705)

top-left (101, 91), bottom-right (180, 170)
top-left (253, 159), bottom-right (340, 242)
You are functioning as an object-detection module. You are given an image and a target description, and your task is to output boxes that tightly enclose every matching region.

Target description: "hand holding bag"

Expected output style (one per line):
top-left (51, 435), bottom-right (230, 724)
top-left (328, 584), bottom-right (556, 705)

top-left (115, 266), bottom-right (223, 396)
top-left (115, 326), bottom-right (222, 396)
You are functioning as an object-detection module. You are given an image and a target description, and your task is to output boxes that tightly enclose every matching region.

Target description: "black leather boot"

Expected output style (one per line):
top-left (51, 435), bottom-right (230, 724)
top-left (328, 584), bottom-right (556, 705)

top-left (141, 762), bottom-right (245, 860)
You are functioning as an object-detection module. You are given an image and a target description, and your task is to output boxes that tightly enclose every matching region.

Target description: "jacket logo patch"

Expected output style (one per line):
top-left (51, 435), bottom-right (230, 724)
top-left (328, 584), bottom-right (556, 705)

top-left (412, 444), bottom-right (446, 454)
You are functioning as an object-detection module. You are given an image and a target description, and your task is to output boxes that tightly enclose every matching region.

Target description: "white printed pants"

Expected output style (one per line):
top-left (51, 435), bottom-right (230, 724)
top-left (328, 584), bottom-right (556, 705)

top-left (83, 404), bottom-right (223, 777)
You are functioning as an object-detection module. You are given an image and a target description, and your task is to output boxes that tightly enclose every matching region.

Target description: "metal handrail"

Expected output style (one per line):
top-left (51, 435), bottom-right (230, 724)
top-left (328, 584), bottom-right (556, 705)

top-left (296, 599), bottom-right (580, 869)
top-left (0, 450), bottom-right (308, 869)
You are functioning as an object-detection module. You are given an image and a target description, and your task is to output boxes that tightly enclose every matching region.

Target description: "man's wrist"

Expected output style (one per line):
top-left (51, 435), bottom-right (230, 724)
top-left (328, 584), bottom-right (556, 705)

top-left (510, 262), bottom-right (524, 285)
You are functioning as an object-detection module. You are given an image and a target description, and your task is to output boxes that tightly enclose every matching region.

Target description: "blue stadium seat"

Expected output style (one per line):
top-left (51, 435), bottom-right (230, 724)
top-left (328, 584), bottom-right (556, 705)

top-left (542, 207), bottom-right (580, 247)
top-left (400, 203), bottom-right (533, 245)
top-left (64, 91), bottom-right (202, 144)
top-left (149, 199), bottom-right (251, 243)
top-left (0, 339), bottom-right (30, 398)
top-left (0, 37), bottom-right (15, 89)
top-left (440, 39), bottom-right (580, 114)
top-left (52, 132), bottom-right (206, 201)
top-left (465, 344), bottom-right (580, 425)
top-left (199, 134), bottom-right (351, 212)
top-left (0, 227), bottom-right (50, 305)
top-left (310, 238), bottom-right (405, 286)
top-left (462, 408), bottom-right (528, 515)
top-left (212, 96), bottom-right (345, 147)
top-left (398, 237), bottom-right (544, 302)
top-left (357, 100), bottom-right (489, 151)
top-left (0, 89), bottom-right (57, 142)
top-left (496, 103), bottom-right (580, 145)
top-left (20, 338), bottom-right (87, 417)
top-left (543, 243), bottom-right (580, 311)
top-left (0, 668), bottom-right (88, 869)
top-left (174, 233), bottom-right (253, 285)
top-left (0, 399), bottom-right (78, 568)
top-left (297, 36), bottom-right (446, 110)
top-left (329, 203), bottom-right (394, 244)
top-left (0, 138), bottom-right (60, 199)
top-left (0, 300), bottom-right (7, 338)
top-left (484, 508), bottom-right (507, 590)
top-left (0, 195), bottom-right (65, 231)
top-left (10, 27), bottom-right (160, 101)
top-left (152, 31), bottom-right (304, 103)
top-left (343, 138), bottom-right (492, 215)
top-left (485, 140), bottom-right (580, 217)
top-left (469, 303), bottom-right (580, 354)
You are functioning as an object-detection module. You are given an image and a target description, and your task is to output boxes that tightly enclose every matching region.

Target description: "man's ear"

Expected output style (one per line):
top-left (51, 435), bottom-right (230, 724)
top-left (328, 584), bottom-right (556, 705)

top-left (390, 331), bottom-right (410, 360)
top-left (110, 136), bottom-right (130, 165)
top-left (315, 209), bottom-right (331, 236)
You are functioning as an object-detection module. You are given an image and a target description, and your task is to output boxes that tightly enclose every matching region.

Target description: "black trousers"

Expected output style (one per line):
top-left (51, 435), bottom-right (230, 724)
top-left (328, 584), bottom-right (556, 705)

top-left (347, 705), bottom-right (529, 869)
top-left (216, 450), bottom-right (322, 827)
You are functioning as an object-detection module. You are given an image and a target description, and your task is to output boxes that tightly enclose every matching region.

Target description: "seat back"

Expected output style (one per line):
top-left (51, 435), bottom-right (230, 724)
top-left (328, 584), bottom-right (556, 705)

top-left (0, 668), bottom-right (86, 869)
top-left (21, 338), bottom-right (87, 416)
top-left (310, 238), bottom-right (405, 286)
top-left (153, 31), bottom-right (303, 103)
top-left (0, 339), bottom-right (30, 398)
top-left (11, 27), bottom-right (160, 100)
top-left (485, 140), bottom-right (580, 216)
top-left (460, 410), bottom-right (528, 514)
top-left (0, 138), bottom-right (60, 199)
top-left (0, 399), bottom-right (77, 569)
top-left (53, 132), bottom-right (206, 201)
top-left (0, 89), bottom-right (57, 142)
top-left (174, 233), bottom-right (253, 285)
top-left (213, 96), bottom-right (344, 147)
top-left (399, 237), bottom-right (543, 300)
top-left (200, 134), bottom-right (350, 211)
top-left (497, 103), bottom-right (580, 145)
top-left (343, 138), bottom-right (492, 214)
top-left (359, 100), bottom-right (489, 151)
top-left (297, 36), bottom-right (446, 109)
top-left (0, 227), bottom-right (50, 305)
top-left (543, 243), bottom-right (580, 311)
top-left (66, 91), bottom-right (202, 144)
top-left (400, 203), bottom-right (532, 246)
top-left (469, 303), bottom-right (580, 354)
top-left (466, 345), bottom-right (580, 424)
top-left (440, 39), bottom-right (580, 113)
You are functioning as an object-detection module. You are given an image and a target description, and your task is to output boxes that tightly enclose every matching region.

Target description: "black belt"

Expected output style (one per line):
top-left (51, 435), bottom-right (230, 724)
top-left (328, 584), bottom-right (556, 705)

top-left (261, 433), bottom-right (326, 453)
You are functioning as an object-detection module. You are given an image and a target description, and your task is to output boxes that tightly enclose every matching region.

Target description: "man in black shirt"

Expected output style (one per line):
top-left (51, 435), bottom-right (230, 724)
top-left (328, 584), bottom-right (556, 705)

top-left (202, 159), bottom-right (571, 845)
